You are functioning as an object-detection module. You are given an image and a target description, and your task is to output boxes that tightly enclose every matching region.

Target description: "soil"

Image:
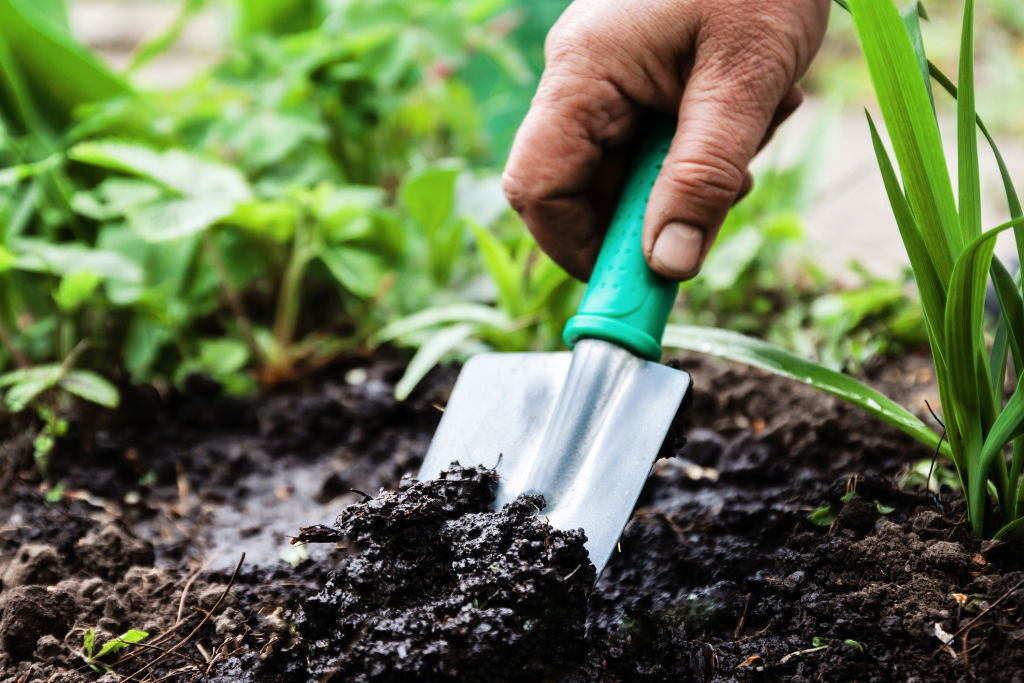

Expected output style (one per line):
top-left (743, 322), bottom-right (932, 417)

top-left (1, 352), bottom-right (1023, 681)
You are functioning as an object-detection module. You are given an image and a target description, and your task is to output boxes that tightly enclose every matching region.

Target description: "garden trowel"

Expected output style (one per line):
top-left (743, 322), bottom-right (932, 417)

top-left (418, 121), bottom-right (689, 577)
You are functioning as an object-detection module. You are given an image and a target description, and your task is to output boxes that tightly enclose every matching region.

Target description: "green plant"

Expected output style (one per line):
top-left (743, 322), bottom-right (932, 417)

top-left (373, 169), bottom-right (581, 399)
top-left (667, 0), bottom-right (1024, 538)
top-left (0, 343), bottom-right (119, 474)
top-left (82, 626), bottom-right (149, 673)
top-left (0, 0), bottom-right (539, 395)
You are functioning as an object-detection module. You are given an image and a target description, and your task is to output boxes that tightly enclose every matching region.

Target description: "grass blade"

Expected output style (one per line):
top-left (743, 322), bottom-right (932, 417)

top-left (957, 0), bottom-right (980, 244)
top-left (372, 303), bottom-right (511, 346)
top-left (900, 1), bottom-right (936, 116)
top-left (662, 324), bottom-right (946, 454)
top-left (850, 0), bottom-right (959, 276)
top-left (394, 322), bottom-right (478, 401)
top-left (990, 257), bottom-right (1024, 374)
top-left (866, 113), bottom-right (946, 359)
top-left (929, 64), bottom-right (1024, 271)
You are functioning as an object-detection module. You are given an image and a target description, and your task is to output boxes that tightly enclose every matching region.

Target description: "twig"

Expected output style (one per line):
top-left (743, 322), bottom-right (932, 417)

top-left (113, 636), bottom-right (207, 670)
top-left (123, 553), bottom-right (245, 681)
top-left (926, 576), bottom-right (1024, 662)
top-left (733, 592), bottom-right (753, 640)
top-left (924, 400), bottom-right (948, 496)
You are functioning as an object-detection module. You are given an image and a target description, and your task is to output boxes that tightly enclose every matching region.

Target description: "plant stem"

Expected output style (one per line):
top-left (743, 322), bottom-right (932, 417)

top-left (202, 232), bottom-right (265, 366)
top-left (272, 219), bottom-right (313, 369)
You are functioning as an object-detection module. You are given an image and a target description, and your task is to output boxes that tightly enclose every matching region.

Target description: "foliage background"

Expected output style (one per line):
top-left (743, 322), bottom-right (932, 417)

top-left (2, 0), bottom-right (1023, 412)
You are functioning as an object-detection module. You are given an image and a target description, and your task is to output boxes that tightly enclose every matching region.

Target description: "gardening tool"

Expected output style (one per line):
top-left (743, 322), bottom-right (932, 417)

top-left (418, 119), bottom-right (690, 577)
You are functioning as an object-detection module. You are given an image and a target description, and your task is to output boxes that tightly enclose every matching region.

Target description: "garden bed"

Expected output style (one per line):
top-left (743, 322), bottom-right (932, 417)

top-left (2, 353), bottom-right (1023, 681)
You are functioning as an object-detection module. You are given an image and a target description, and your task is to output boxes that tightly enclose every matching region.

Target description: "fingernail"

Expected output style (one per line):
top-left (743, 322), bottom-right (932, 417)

top-left (652, 222), bottom-right (704, 277)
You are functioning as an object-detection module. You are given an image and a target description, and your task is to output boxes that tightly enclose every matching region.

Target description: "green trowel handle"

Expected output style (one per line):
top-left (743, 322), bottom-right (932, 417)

top-left (562, 117), bottom-right (678, 361)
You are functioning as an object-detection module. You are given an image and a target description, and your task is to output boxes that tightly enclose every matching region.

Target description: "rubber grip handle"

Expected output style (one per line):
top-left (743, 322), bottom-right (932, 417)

top-left (562, 117), bottom-right (678, 360)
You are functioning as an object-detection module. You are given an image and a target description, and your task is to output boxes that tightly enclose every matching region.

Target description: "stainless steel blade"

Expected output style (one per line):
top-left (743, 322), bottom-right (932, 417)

top-left (418, 339), bottom-right (691, 576)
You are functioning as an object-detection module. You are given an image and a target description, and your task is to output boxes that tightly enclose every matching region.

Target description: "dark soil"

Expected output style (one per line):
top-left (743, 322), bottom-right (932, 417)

top-left (1, 353), bottom-right (1023, 681)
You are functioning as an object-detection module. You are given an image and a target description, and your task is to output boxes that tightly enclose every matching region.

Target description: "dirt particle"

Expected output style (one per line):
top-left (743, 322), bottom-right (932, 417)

top-left (76, 522), bottom-right (155, 580)
top-left (2, 544), bottom-right (60, 587)
top-left (923, 541), bottom-right (970, 575)
top-left (0, 585), bottom-right (76, 661)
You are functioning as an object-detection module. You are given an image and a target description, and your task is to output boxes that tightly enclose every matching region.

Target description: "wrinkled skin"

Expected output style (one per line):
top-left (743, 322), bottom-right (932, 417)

top-left (502, 0), bottom-right (830, 281)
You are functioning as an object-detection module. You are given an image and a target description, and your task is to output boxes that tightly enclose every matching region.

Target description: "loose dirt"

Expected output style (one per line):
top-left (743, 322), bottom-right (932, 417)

top-left (2, 353), bottom-right (1022, 681)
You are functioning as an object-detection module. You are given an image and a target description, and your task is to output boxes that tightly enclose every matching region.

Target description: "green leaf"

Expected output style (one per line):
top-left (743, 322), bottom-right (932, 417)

top-left (698, 226), bottom-right (763, 291)
top-left (850, 0), bottom-right (958, 278)
top-left (394, 322), bottom-right (478, 401)
top-left (993, 515), bottom-right (1024, 540)
top-left (127, 196), bottom-right (236, 243)
top-left (92, 629), bottom-right (148, 661)
top-left (0, 246), bottom-right (15, 272)
top-left (866, 114), bottom-right (946, 356)
top-left (0, 0), bottom-right (131, 133)
top-left (0, 365), bottom-right (62, 411)
top-left (809, 505), bottom-right (836, 527)
top-left (71, 178), bottom-right (163, 220)
top-left (197, 338), bottom-right (249, 376)
top-left (468, 220), bottom-right (520, 316)
top-left (54, 270), bottom-right (101, 311)
top-left (60, 370), bottom-right (119, 408)
top-left (843, 639), bottom-right (865, 654)
top-left (83, 627), bottom-right (94, 659)
top-left (662, 325), bottom-right (946, 454)
top-left (319, 247), bottom-right (386, 298)
top-left (69, 141), bottom-right (251, 201)
top-left (957, 0), bottom-right (980, 245)
top-left (373, 304), bottom-right (512, 346)
top-left (812, 636), bottom-right (830, 648)
top-left (989, 258), bottom-right (1024, 375)
top-left (11, 238), bottom-right (142, 282)
top-left (400, 165), bottom-right (460, 236)
top-left (900, 2), bottom-right (935, 114)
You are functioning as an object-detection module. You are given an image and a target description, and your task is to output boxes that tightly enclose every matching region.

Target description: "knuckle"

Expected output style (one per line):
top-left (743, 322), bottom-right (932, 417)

top-left (501, 167), bottom-right (533, 213)
top-left (662, 152), bottom-right (745, 221)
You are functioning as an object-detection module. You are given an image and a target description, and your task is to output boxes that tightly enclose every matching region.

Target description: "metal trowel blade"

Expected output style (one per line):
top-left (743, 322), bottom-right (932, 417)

top-left (418, 339), bottom-right (691, 576)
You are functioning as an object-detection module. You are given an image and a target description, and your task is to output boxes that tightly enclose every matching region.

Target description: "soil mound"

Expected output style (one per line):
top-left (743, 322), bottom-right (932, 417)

top-left (264, 465), bottom-right (596, 681)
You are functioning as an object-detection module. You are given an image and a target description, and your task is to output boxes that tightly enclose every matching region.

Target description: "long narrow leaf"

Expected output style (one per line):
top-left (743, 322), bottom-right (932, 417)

top-left (990, 258), bottom-right (1024, 374)
top-left (372, 304), bottom-right (511, 346)
top-left (866, 113), bottom-right (946, 357)
top-left (991, 318), bottom-right (1010, 396)
top-left (394, 322), bottom-right (478, 401)
top-left (900, 1), bottom-right (936, 115)
top-left (850, 0), bottom-right (959, 275)
top-left (945, 217), bottom-right (1024, 530)
top-left (929, 64), bottom-right (1024, 271)
top-left (662, 325), bottom-right (946, 454)
top-left (957, 0), bottom-right (980, 244)
top-left (976, 379), bottom-right (1024, 528)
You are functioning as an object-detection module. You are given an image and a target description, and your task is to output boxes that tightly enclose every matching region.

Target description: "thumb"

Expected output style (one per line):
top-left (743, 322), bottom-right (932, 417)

top-left (643, 68), bottom-right (794, 280)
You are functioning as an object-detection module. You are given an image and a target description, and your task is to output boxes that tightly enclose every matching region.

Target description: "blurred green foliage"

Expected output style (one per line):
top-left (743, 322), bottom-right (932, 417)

top-left (0, 0), bottom-right (579, 403)
top-left (0, 0), bottom-right (931, 419)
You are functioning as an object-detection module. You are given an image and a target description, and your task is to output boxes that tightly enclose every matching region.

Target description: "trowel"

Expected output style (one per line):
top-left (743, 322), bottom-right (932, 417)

top-left (418, 121), bottom-right (690, 577)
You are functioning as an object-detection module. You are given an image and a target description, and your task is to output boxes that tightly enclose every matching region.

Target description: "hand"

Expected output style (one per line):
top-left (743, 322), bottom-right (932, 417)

top-left (502, 0), bottom-right (830, 281)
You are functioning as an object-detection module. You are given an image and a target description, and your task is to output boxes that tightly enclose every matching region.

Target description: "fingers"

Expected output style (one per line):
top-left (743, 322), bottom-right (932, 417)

top-left (501, 65), bottom-right (636, 281)
top-left (643, 62), bottom-right (797, 281)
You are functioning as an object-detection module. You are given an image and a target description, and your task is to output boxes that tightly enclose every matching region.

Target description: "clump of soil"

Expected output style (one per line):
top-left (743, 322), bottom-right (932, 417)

top-left (265, 465), bottom-right (596, 680)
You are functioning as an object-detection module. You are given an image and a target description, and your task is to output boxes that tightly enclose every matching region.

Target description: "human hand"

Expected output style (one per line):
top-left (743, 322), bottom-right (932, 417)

top-left (502, 0), bottom-right (829, 281)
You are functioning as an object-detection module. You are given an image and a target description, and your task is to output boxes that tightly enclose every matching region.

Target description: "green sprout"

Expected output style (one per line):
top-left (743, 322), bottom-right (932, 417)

top-left (82, 627), bottom-right (149, 673)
